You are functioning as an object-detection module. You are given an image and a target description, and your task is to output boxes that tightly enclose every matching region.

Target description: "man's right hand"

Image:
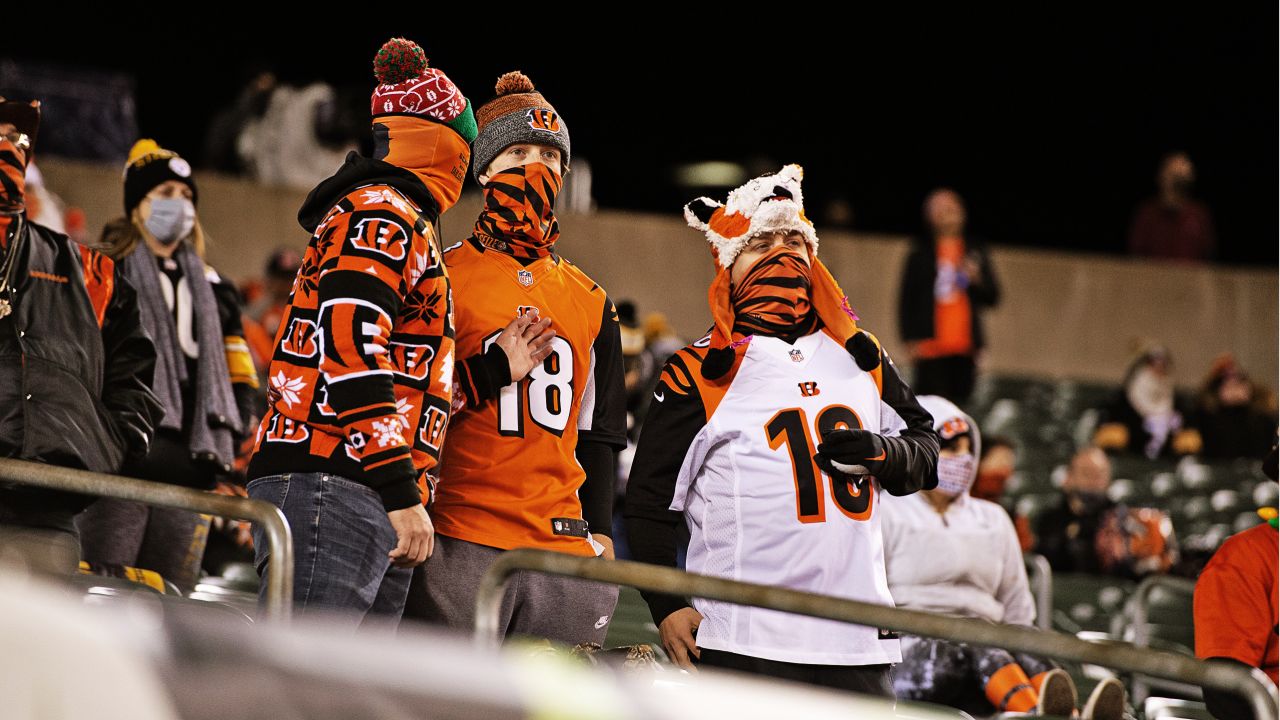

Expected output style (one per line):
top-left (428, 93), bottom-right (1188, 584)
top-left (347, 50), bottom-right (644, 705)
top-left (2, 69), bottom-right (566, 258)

top-left (387, 503), bottom-right (434, 568)
top-left (494, 310), bottom-right (556, 382)
top-left (659, 607), bottom-right (704, 671)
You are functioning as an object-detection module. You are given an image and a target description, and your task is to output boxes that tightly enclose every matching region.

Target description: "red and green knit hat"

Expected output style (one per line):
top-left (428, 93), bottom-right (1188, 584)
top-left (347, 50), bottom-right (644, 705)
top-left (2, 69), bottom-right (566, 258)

top-left (370, 38), bottom-right (477, 143)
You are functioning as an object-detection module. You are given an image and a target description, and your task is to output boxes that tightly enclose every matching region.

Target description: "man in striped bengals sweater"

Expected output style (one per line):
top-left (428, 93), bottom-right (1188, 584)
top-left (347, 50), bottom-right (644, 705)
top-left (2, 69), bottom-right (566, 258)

top-left (246, 39), bottom-right (554, 623)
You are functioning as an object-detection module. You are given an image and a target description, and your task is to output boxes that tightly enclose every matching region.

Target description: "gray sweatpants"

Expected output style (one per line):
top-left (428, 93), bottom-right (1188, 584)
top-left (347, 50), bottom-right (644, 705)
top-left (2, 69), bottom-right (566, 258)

top-left (406, 534), bottom-right (619, 647)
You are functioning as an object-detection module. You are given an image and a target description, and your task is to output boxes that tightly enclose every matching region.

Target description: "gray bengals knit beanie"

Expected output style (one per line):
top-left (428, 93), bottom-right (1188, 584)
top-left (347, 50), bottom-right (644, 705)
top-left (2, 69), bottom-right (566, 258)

top-left (471, 71), bottom-right (570, 183)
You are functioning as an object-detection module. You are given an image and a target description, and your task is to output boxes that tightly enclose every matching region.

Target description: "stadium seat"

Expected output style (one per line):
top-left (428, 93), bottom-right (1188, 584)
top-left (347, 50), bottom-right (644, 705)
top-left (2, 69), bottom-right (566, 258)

top-left (1118, 575), bottom-right (1198, 703)
top-left (1051, 574), bottom-right (1135, 635)
top-left (1253, 481), bottom-right (1279, 508)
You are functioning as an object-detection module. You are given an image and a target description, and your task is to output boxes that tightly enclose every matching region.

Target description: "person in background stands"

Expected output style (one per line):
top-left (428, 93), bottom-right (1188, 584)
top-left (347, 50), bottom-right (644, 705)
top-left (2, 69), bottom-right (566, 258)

top-left (898, 188), bottom-right (1000, 405)
top-left (0, 98), bottom-right (161, 576)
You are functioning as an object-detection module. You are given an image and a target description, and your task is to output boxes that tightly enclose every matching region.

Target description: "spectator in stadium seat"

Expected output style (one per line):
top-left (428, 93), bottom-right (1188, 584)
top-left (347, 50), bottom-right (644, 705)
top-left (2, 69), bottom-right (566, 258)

top-left (898, 188), bottom-right (1000, 404)
top-left (1192, 353), bottom-right (1277, 460)
top-left (1194, 445), bottom-right (1278, 719)
top-left (1094, 345), bottom-right (1202, 459)
top-left (0, 98), bottom-right (161, 577)
top-left (627, 165), bottom-right (938, 696)
top-left (1127, 151), bottom-right (1216, 262)
top-left (77, 138), bottom-right (259, 593)
top-left (884, 396), bottom-right (1126, 719)
top-left (972, 435), bottom-right (1035, 551)
top-left (1033, 445), bottom-right (1179, 579)
top-left (1034, 447), bottom-right (1115, 574)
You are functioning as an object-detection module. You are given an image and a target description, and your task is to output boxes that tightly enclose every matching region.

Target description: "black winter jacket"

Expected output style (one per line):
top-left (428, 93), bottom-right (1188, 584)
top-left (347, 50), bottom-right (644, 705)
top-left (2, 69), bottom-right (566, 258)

top-left (0, 220), bottom-right (161, 514)
top-left (897, 234), bottom-right (1001, 351)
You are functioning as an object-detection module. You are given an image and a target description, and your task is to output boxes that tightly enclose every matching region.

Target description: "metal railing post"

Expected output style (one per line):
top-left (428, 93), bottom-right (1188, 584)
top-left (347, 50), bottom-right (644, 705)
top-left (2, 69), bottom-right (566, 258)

top-left (474, 549), bottom-right (1277, 720)
top-left (1024, 553), bottom-right (1053, 631)
top-left (0, 458), bottom-right (293, 621)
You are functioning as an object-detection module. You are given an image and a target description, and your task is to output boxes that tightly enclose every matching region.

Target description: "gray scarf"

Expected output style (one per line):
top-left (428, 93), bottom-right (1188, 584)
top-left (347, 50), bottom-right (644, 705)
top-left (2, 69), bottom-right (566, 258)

top-left (120, 242), bottom-right (242, 470)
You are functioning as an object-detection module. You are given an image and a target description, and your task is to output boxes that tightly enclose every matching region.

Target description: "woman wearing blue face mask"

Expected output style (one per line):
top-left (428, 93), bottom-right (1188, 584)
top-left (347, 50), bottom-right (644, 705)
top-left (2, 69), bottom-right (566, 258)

top-left (78, 139), bottom-right (259, 593)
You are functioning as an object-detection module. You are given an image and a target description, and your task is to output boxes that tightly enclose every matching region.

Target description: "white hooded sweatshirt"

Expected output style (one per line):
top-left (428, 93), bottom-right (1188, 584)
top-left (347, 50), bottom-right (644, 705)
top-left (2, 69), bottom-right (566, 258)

top-left (880, 395), bottom-right (1036, 626)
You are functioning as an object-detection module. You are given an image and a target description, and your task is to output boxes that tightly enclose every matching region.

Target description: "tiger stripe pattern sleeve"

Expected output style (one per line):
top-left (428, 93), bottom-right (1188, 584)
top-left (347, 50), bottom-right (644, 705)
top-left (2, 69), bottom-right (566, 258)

top-left (624, 346), bottom-right (712, 625)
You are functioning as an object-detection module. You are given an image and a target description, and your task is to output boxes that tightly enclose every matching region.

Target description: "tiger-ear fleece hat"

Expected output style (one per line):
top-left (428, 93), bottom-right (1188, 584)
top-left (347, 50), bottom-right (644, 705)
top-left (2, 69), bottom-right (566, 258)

top-left (472, 71), bottom-right (571, 183)
top-left (684, 164), bottom-right (880, 380)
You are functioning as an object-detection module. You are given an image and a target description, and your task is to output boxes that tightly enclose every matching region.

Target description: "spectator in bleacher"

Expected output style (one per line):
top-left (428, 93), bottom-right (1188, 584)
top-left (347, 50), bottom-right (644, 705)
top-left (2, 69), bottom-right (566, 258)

top-left (1035, 444), bottom-right (1179, 579)
top-left (1127, 152), bottom-right (1216, 263)
top-left (884, 396), bottom-right (1127, 719)
top-left (973, 435), bottom-right (1035, 550)
top-left (1094, 345), bottom-right (1202, 459)
top-left (1193, 446), bottom-right (1278, 719)
top-left (0, 98), bottom-right (161, 577)
top-left (627, 165), bottom-right (938, 695)
top-left (247, 39), bottom-right (486, 624)
top-left (898, 188), bottom-right (1000, 405)
top-left (1192, 353), bottom-right (1277, 460)
top-left (77, 139), bottom-right (259, 593)
top-left (1034, 447), bottom-right (1115, 574)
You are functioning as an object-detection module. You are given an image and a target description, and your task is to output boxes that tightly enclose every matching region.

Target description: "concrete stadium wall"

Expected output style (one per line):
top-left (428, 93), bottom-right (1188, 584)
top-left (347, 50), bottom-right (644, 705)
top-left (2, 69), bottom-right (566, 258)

top-left (39, 158), bottom-right (1277, 389)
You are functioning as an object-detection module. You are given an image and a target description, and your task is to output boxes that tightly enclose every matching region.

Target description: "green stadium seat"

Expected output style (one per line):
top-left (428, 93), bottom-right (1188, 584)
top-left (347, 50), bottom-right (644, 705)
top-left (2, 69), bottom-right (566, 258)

top-left (1052, 574), bottom-right (1136, 635)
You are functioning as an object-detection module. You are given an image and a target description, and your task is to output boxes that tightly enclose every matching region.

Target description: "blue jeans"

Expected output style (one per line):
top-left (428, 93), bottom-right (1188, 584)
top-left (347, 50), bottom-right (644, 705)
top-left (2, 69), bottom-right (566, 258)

top-left (248, 473), bottom-right (411, 625)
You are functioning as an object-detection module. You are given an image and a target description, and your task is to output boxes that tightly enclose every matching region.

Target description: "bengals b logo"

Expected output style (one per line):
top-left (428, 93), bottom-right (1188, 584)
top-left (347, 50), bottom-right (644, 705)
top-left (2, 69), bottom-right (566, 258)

top-left (348, 216), bottom-right (408, 261)
top-left (526, 108), bottom-right (560, 133)
top-left (798, 381), bottom-right (821, 397)
top-left (280, 318), bottom-right (319, 359)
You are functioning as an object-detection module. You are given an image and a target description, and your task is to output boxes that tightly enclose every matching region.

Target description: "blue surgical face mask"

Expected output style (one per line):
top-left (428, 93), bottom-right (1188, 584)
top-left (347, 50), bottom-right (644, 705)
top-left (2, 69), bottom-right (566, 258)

top-left (145, 197), bottom-right (195, 246)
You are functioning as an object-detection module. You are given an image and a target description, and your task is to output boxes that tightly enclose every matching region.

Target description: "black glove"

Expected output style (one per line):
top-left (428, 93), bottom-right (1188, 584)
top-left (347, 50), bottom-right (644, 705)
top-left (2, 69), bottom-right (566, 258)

top-left (814, 428), bottom-right (888, 478)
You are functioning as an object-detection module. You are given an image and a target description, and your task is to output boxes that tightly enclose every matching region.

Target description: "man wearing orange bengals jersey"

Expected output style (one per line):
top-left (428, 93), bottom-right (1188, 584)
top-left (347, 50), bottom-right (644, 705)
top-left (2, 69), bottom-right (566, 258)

top-left (246, 40), bottom-right (553, 625)
top-left (626, 166), bottom-right (938, 695)
top-left (405, 72), bottom-right (627, 646)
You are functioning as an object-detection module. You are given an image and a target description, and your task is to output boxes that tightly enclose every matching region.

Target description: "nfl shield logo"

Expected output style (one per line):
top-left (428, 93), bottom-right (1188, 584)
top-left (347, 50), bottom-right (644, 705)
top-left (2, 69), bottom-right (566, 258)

top-left (789, 348), bottom-right (804, 363)
top-left (518, 269), bottom-right (534, 287)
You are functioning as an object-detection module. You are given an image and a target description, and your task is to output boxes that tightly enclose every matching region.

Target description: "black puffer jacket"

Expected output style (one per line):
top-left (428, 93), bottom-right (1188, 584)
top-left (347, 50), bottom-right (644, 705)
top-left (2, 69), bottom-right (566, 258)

top-left (0, 220), bottom-right (161, 513)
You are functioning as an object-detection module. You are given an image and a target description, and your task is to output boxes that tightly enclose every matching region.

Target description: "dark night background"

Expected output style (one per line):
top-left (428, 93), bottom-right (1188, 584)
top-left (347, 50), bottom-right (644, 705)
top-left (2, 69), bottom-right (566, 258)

top-left (6, 10), bottom-right (1277, 265)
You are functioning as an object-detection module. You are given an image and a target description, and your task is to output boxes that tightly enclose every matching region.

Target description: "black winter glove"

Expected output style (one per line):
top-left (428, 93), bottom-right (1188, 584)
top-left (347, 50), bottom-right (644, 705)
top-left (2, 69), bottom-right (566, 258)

top-left (814, 428), bottom-right (888, 478)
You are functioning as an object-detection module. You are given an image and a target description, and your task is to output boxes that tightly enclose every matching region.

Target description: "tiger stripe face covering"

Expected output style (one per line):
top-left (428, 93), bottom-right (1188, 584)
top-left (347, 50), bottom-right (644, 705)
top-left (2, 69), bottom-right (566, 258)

top-left (0, 137), bottom-right (27, 247)
top-left (471, 162), bottom-right (562, 259)
top-left (730, 245), bottom-right (818, 343)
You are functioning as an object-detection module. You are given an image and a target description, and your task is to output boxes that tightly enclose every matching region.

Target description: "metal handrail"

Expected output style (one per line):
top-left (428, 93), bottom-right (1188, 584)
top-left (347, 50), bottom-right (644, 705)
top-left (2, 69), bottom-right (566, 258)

top-left (474, 549), bottom-right (1278, 720)
top-left (1128, 574), bottom-right (1198, 702)
top-left (0, 457), bottom-right (292, 621)
top-left (1024, 552), bottom-right (1053, 631)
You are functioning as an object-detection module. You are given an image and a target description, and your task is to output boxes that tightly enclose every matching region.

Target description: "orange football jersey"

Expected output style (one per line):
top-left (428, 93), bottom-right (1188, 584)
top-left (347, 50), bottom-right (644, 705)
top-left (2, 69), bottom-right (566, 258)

top-left (434, 238), bottom-right (627, 555)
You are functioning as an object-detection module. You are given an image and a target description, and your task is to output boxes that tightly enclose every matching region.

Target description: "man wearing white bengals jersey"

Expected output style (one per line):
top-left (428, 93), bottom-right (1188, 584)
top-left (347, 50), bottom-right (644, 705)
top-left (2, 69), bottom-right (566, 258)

top-left (625, 165), bottom-right (939, 696)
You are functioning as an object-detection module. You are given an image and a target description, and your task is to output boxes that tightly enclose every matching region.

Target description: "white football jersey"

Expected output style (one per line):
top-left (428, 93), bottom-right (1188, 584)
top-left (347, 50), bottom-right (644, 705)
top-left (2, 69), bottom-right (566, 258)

top-left (667, 331), bottom-right (906, 665)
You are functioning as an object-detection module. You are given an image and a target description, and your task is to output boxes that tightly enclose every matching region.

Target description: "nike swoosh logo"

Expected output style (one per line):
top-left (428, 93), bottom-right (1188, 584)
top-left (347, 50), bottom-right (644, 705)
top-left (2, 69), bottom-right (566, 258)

top-left (654, 391), bottom-right (664, 402)
top-left (867, 451), bottom-right (886, 461)
top-left (595, 615), bottom-right (610, 629)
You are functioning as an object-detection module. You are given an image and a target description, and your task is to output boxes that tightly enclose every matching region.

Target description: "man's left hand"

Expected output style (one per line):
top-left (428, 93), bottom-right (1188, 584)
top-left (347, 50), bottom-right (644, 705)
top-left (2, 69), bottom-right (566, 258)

top-left (592, 533), bottom-right (615, 560)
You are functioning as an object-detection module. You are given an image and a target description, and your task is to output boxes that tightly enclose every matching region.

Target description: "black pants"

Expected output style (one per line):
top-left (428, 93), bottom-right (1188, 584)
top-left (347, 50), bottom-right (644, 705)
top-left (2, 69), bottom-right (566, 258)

top-left (912, 354), bottom-right (977, 405)
top-left (698, 648), bottom-right (893, 697)
top-left (893, 635), bottom-right (1055, 715)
